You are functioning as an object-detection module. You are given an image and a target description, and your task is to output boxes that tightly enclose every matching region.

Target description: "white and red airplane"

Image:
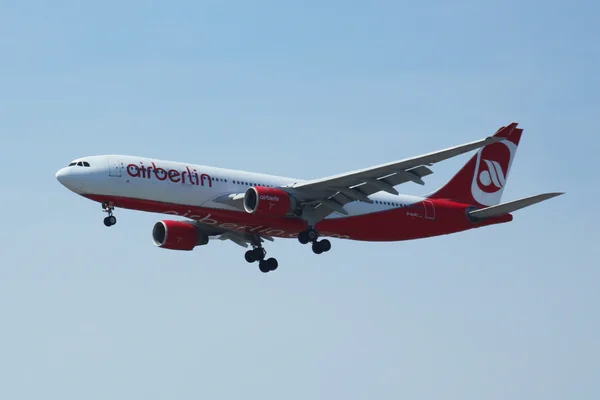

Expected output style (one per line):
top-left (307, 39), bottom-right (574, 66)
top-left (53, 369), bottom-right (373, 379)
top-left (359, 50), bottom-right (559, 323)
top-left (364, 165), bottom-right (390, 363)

top-left (56, 123), bottom-right (562, 273)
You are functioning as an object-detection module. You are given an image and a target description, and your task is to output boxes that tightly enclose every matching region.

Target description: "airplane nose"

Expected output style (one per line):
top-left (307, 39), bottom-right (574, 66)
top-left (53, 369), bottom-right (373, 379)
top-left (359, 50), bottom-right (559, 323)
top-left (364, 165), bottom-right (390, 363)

top-left (55, 168), bottom-right (72, 185)
top-left (56, 166), bottom-right (87, 193)
top-left (55, 168), bottom-right (66, 183)
top-left (56, 167), bottom-right (76, 189)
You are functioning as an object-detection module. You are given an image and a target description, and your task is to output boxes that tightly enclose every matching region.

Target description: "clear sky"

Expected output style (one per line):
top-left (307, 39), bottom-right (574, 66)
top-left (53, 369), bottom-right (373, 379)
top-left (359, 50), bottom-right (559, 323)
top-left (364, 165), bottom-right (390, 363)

top-left (1, 1), bottom-right (598, 399)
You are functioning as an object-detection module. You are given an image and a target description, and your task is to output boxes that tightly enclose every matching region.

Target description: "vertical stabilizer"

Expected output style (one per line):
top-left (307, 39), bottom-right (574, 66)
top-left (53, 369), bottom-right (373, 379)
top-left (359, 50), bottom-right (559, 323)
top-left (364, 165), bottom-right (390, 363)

top-left (427, 123), bottom-right (523, 207)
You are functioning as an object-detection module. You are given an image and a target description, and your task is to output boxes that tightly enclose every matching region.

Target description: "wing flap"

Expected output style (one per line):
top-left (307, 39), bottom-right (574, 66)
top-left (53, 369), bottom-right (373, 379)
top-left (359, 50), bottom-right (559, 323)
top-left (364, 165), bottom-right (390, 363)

top-left (312, 165), bottom-right (433, 218)
top-left (205, 226), bottom-right (275, 248)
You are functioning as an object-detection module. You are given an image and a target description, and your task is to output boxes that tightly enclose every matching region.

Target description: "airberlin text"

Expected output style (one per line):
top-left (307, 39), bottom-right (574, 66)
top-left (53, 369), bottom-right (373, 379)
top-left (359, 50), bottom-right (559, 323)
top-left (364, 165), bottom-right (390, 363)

top-left (164, 211), bottom-right (351, 239)
top-left (260, 194), bottom-right (280, 202)
top-left (127, 162), bottom-right (212, 186)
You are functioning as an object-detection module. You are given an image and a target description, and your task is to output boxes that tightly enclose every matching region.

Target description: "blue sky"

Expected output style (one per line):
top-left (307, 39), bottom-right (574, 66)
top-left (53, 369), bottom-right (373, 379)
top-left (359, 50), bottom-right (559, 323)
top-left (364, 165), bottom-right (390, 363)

top-left (1, 1), bottom-right (598, 399)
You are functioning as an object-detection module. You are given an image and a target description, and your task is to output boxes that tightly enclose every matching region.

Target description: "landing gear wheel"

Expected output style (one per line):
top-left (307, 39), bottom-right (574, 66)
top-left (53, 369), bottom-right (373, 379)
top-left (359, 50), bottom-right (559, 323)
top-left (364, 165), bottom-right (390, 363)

top-left (245, 246), bottom-right (270, 269)
top-left (103, 216), bottom-right (117, 227)
top-left (101, 202), bottom-right (117, 227)
top-left (245, 250), bottom-right (256, 263)
top-left (252, 247), bottom-right (265, 261)
top-left (319, 239), bottom-right (331, 252)
top-left (298, 227), bottom-right (318, 244)
top-left (312, 241), bottom-right (324, 254)
top-left (306, 228), bottom-right (318, 241)
top-left (312, 239), bottom-right (331, 254)
top-left (258, 258), bottom-right (278, 273)
top-left (298, 231), bottom-right (309, 244)
top-left (266, 258), bottom-right (278, 271)
top-left (259, 261), bottom-right (271, 273)
top-left (245, 237), bottom-right (277, 272)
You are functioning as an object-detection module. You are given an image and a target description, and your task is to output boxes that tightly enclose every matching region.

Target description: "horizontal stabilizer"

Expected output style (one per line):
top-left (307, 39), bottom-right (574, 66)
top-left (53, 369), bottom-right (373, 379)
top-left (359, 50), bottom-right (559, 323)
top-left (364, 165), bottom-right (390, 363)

top-left (468, 192), bottom-right (564, 220)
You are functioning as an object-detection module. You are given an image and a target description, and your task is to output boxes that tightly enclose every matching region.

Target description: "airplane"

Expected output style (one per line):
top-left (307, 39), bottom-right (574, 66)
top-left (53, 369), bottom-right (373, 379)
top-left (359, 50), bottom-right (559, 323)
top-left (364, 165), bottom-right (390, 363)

top-left (55, 122), bottom-right (563, 273)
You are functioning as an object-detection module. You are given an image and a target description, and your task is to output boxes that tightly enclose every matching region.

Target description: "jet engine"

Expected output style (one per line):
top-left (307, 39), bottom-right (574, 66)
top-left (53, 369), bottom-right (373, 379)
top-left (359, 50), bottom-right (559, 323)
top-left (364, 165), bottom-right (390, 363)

top-left (152, 220), bottom-right (209, 250)
top-left (243, 186), bottom-right (296, 217)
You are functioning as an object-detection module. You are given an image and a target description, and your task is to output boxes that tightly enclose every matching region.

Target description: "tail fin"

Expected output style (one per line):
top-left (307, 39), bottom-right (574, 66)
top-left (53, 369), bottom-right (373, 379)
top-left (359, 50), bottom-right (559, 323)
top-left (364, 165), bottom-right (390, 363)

top-left (428, 123), bottom-right (523, 207)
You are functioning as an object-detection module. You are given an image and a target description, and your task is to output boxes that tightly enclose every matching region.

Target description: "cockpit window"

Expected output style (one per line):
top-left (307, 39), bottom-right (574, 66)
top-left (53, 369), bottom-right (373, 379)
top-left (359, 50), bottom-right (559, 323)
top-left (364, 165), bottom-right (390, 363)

top-left (68, 160), bottom-right (91, 167)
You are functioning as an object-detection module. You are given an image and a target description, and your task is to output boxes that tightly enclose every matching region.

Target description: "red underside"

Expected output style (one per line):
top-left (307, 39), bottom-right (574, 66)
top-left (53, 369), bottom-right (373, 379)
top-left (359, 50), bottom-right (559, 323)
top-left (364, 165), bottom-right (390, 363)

top-left (84, 194), bottom-right (512, 241)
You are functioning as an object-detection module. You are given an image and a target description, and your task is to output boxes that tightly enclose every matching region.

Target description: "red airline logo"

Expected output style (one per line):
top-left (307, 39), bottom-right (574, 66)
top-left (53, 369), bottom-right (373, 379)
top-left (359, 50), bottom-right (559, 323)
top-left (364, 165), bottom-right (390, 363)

top-left (475, 142), bottom-right (510, 194)
top-left (127, 162), bottom-right (212, 187)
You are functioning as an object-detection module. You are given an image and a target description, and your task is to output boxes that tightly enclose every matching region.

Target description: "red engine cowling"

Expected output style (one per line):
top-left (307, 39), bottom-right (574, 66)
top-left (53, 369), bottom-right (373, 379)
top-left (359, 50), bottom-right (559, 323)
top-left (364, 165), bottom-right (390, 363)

top-left (152, 220), bottom-right (209, 250)
top-left (243, 186), bottom-right (295, 217)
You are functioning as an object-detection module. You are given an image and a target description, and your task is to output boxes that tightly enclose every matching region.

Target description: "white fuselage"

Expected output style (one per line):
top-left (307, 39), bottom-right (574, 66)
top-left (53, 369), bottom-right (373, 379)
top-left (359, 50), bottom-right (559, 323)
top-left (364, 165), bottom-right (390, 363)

top-left (55, 155), bottom-right (427, 219)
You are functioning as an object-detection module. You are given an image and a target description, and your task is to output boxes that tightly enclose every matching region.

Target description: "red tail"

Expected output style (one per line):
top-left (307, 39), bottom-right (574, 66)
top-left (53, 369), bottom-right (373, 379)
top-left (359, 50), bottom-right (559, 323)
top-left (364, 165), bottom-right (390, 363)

top-left (428, 123), bottom-right (524, 207)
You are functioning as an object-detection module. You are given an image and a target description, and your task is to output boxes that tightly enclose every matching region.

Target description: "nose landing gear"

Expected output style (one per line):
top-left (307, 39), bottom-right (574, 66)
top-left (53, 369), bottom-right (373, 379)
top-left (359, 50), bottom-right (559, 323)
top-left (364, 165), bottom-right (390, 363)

top-left (102, 202), bottom-right (117, 227)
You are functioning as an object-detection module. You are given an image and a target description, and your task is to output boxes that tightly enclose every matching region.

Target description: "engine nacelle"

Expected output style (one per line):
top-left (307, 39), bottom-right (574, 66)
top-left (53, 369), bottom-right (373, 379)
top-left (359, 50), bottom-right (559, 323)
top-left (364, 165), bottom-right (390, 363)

top-left (243, 186), bottom-right (295, 217)
top-left (152, 220), bottom-right (209, 251)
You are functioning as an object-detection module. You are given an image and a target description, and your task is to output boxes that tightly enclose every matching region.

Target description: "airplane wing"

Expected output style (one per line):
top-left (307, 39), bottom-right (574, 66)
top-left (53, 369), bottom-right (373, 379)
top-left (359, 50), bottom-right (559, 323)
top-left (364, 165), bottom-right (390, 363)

top-left (213, 123), bottom-right (520, 222)
top-left (209, 165), bottom-right (432, 215)
top-left (287, 124), bottom-right (519, 219)
top-left (191, 219), bottom-right (274, 248)
top-left (211, 230), bottom-right (275, 248)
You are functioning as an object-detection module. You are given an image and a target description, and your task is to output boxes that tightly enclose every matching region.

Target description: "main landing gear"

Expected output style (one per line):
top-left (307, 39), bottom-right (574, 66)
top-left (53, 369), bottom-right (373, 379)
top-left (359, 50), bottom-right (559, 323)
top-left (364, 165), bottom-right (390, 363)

top-left (297, 227), bottom-right (331, 254)
top-left (102, 202), bottom-right (117, 227)
top-left (244, 245), bottom-right (278, 273)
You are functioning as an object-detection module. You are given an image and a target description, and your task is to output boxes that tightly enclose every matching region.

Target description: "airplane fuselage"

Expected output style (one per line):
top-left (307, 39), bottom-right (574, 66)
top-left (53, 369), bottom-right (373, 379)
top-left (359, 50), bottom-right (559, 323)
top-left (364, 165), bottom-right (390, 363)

top-left (55, 154), bottom-right (510, 242)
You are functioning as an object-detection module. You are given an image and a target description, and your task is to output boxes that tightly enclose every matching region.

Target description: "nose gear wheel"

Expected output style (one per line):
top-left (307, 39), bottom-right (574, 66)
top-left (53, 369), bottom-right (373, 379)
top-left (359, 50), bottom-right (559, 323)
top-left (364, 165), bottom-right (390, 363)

top-left (101, 202), bottom-right (117, 227)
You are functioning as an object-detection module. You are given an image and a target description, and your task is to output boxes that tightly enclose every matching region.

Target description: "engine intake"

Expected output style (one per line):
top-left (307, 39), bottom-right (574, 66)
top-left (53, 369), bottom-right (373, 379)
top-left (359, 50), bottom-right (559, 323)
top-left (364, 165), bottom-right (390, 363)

top-left (243, 186), bottom-right (295, 217)
top-left (152, 220), bottom-right (208, 251)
